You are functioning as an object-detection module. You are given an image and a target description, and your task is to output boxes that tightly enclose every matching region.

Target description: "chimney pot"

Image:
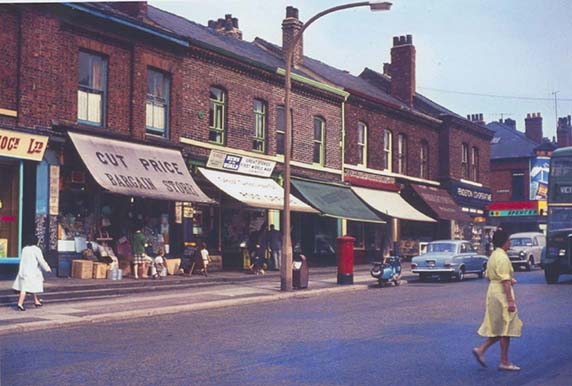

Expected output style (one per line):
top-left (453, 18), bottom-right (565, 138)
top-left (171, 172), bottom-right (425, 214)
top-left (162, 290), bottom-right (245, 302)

top-left (283, 6), bottom-right (304, 66)
top-left (406, 34), bottom-right (413, 44)
top-left (467, 115), bottom-right (471, 120)
top-left (286, 6), bottom-right (299, 19)
top-left (393, 36), bottom-right (399, 46)
top-left (232, 17), bottom-right (239, 28)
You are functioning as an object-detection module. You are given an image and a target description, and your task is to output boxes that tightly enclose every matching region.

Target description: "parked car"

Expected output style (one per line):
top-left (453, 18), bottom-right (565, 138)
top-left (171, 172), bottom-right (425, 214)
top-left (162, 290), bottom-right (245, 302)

top-left (410, 240), bottom-right (488, 282)
top-left (507, 232), bottom-right (545, 271)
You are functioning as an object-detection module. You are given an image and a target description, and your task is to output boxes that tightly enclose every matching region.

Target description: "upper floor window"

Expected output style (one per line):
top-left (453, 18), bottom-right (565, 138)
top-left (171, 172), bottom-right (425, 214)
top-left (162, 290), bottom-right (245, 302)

top-left (209, 87), bottom-right (226, 144)
top-left (78, 51), bottom-right (107, 126)
top-left (462, 143), bottom-right (470, 179)
top-left (357, 122), bottom-right (367, 166)
top-left (420, 140), bottom-right (429, 179)
top-left (471, 146), bottom-right (479, 181)
top-left (397, 134), bottom-right (407, 174)
top-left (276, 106), bottom-right (285, 155)
top-left (383, 129), bottom-right (393, 171)
top-left (253, 99), bottom-right (267, 153)
top-left (512, 171), bottom-right (525, 201)
top-left (313, 116), bottom-right (325, 165)
top-left (146, 68), bottom-right (170, 136)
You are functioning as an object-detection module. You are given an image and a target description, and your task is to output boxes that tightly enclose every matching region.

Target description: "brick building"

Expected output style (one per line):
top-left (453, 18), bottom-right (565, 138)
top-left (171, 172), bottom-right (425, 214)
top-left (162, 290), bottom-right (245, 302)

top-left (0, 2), bottom-right (384, 269)
top-left (1, 2), bottom-right (494, 270)
top-left (256, 24), bottom-right (494, 256)
top-left (487, 114), bottom-right (559, 235)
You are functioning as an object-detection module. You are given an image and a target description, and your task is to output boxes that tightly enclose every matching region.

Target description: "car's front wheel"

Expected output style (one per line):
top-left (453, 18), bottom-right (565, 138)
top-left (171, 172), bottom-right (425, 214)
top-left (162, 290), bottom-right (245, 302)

top-left (525, 256), bottom-right (534, 271)
top-left (456, 268), bottom-right (465, 282)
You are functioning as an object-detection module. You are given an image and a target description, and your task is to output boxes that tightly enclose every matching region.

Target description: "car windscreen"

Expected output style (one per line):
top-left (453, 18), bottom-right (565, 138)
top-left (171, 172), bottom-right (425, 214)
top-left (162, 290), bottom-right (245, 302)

top-left (510, 238), bottom-right (533, 247)
top-left (427, 243), bottom-right (456, 253)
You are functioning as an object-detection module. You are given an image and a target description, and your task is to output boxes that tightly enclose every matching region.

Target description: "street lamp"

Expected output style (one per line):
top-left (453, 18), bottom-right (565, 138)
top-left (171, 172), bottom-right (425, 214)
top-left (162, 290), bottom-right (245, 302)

top-left (281, 1), bottom-right (392, 291)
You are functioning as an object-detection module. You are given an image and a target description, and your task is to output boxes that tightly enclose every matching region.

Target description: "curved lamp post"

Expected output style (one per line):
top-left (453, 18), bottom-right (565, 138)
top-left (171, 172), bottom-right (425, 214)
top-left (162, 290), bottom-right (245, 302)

top-left (281, 1), bottom-right (392, 291)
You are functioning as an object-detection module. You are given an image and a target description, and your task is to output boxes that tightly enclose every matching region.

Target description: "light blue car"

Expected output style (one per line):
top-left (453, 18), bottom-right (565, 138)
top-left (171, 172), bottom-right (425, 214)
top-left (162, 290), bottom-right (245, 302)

top-left (410, 240), bottom-right (488, 282)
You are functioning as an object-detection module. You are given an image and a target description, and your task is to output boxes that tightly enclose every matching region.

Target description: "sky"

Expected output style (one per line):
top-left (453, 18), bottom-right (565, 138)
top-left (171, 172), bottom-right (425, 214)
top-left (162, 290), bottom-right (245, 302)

top-left (150, 0), bottom-right (572, 140)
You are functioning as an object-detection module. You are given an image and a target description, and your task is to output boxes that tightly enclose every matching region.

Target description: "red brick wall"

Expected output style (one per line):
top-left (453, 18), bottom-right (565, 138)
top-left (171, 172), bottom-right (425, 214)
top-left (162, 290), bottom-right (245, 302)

top-left (490, 158), bottom-right (529, 201)
top-left (181, 55), bottom-right (342, 169)
top-left (344, 101), bottom-right (439, 180)
top-left (0, 6), bottom-right (19, 113)
top-left (444, 125), bottom-right (491, 186)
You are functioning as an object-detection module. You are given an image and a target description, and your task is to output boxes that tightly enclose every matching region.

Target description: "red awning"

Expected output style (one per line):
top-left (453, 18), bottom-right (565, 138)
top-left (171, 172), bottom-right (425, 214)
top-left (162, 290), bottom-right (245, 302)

top-left (411, 184), bottom-right (471, 222)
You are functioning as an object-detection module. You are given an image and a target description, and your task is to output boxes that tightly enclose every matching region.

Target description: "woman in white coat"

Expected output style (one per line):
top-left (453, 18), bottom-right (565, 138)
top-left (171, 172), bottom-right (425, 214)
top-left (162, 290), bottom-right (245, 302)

top-left (12, 234), bottom-right (51, 311)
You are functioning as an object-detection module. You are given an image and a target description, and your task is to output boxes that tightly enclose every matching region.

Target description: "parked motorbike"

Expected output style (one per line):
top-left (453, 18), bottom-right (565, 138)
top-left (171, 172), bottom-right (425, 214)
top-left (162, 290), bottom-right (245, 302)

top-left (370, 256), bottom-right (402, 287)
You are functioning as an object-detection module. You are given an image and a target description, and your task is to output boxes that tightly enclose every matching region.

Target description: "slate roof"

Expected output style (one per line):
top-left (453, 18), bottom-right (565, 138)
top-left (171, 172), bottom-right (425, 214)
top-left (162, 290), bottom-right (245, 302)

top-left (487, 121), bottom-right (538, 160)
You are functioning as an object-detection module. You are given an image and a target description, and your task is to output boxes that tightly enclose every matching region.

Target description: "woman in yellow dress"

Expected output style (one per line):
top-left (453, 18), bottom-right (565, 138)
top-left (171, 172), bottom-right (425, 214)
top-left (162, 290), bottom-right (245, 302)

top-left (473, 229), bottom-right (523, 371)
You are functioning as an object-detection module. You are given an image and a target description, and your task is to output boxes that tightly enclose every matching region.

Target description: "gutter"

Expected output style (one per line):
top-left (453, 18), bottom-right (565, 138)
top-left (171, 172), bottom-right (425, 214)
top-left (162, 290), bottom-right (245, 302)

top-left (63, 3), bottom-right (190, 47)
top-left (276, 68), bottom-right (349, 98)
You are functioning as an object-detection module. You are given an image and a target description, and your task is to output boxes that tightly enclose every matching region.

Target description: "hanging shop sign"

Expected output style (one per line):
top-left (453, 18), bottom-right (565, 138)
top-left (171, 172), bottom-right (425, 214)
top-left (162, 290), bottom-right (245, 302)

top-left (0, 129), bottom-right (48, 161)
top-left (49, 165), bottom-right (60, 216)
top-left (206, 150), bottom-right (275, 177)
top-left (530, 157), bottom-right (550, 200)
top-left (449, 181), bottom-right (492, 209)
top-left (68, 132), bottom-right (213, 203)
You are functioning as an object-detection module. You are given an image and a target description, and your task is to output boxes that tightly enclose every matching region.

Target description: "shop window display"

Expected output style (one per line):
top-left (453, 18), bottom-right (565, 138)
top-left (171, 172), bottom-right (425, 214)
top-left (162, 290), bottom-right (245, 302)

top-left (0, 161), bottom-right (20, 258)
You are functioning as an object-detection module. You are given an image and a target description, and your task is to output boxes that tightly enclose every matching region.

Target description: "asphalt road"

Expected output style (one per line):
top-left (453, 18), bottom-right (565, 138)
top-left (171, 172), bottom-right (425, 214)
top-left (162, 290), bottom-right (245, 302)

top-left (1, 269), bottom-right (571, 386)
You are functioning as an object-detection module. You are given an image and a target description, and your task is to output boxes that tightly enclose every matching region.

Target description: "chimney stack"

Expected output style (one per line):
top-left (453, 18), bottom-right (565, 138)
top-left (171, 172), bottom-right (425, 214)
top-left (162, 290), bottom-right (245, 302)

top-left (467, 113), bottom-right (485, 125)
top-left (282, 6), bottom-right (303, 67)
top-left (524, 112), bottom-right (543, 144)
top-left (557, 115), bottom-right (572, 147)
top-left (110, 1), bottom-right (148, 19)
top-left (390, 34), bottom-right (415, 107)
top-left (208, 14), bottom-right (243, 40)
top-left (504, 118), bottom-right (516, 130)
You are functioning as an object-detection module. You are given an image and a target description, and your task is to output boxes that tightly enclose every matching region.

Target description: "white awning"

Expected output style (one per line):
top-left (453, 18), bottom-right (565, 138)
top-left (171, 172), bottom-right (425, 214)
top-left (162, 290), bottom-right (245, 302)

top-left (351, 186), bottom-right (436, 222)
top-left (68, 132), bottom-right (213, 203)
top-left (199, 167), bottom-right (317, 213)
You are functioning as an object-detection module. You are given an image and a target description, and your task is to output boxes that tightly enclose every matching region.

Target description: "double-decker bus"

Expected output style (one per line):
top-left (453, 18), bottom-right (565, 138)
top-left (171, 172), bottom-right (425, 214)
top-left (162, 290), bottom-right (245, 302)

top-left (543, 147), bottom-right (572, 283)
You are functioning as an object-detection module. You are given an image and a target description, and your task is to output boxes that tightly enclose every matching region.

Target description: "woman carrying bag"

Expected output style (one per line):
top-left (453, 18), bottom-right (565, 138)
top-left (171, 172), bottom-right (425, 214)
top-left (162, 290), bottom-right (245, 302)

top-left (13, 234), bottom-right (52, 311)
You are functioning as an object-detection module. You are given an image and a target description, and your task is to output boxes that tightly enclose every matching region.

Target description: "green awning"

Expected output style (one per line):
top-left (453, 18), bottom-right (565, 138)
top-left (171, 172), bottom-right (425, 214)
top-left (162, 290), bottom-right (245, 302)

top-left (291, 179), bottom-right (385, 223)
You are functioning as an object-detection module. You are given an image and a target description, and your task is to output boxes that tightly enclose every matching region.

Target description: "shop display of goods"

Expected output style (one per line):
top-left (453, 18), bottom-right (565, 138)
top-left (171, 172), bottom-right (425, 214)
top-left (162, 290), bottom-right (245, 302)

top-left (71, 260), bottom-right (93, 279)
top-left (92, 262), bottom-right (108, 279)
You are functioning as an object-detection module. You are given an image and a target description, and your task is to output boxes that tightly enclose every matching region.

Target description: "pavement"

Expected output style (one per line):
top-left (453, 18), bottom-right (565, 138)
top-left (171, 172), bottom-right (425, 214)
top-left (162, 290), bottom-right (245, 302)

top-left (0, 263), bottom-right (413, 336)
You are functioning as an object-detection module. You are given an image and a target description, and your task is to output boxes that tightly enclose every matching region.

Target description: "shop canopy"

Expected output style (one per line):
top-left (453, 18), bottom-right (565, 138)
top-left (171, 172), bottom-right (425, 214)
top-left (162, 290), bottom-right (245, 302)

top-left (411, 184), bottom-right (471, 222)
top-left (291, 179), bottom-right (385, 223)
top-left (68, 132), bottom-right (213, 203)
top-left (351, 186), bottom-right (436, 222)
top-left (198, 168), bottom-right (317, 213)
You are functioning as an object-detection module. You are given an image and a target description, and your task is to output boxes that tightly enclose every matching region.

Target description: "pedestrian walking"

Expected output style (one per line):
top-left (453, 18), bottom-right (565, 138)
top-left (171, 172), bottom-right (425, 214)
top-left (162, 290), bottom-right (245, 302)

top-left (12, 234), bottom-right (52, 311)
top-left (473, 229), bottom-right (523, 371)
top-left (200, 242), bottom-right (211, 276)
top-left (268, 224), bottom-right (282, 271)
top-left (132, 226), bottom-right (146, 280)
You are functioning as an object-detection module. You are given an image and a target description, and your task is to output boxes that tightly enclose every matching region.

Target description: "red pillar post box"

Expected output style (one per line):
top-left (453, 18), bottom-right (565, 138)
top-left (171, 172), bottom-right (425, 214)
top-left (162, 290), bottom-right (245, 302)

top-left (336, 236), bottom-right (355, 285)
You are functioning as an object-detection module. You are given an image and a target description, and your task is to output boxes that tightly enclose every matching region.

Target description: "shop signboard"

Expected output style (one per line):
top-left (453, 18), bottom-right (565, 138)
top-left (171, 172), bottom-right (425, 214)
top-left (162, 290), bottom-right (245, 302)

top-left (0, 129), bottom-right (48, 161)
top-left (206, 150), bottom-right (275, 177)
top-left (530, 157), bottom-right (550, 200)
top-left (68, 132), bottom-right (213, 203)
top-left (487, 201), bottom-right (539, 217)
top-left (449, 181), bottom-right (492, 209)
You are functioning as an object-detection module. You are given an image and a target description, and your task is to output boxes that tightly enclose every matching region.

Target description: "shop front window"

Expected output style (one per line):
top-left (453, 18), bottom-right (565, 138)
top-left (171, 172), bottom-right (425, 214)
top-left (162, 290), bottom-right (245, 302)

top-left (0, 161), bottom-right (20, 258)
